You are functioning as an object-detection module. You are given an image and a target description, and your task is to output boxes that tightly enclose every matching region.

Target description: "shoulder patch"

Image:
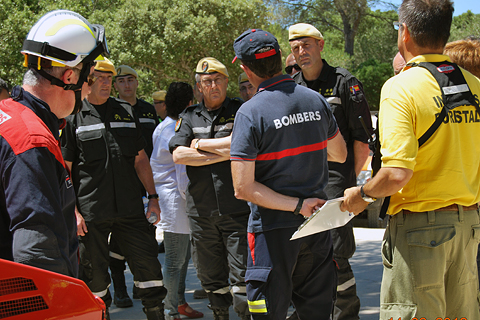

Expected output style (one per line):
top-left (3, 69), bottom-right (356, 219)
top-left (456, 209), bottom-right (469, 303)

top-left (349, 85), bottom-right (360, 95)
top-left (0, 110), bottom-right (12, 125)
top-left (175, 118), bottom-right (182, 132)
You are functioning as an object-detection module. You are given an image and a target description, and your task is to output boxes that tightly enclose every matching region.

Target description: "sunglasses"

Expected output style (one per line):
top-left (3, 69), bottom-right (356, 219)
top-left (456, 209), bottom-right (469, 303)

top-left (285, 64), bottom-right (301, 74)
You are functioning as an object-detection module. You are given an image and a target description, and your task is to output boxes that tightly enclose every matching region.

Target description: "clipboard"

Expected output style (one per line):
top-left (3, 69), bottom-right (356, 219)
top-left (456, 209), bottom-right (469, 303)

top-left (290, 197), bottom-right (365, 240)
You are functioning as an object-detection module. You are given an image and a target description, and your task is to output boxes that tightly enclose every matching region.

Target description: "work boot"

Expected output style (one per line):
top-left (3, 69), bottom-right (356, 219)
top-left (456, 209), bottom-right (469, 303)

top-left (113, 290), bottom-right (133, 308)
top-left (208, 304), bottom-right (229, 320)
top-left (110, 259), bottom-right (133, 307)
top-left (143, 305), bottom-right (165, 320)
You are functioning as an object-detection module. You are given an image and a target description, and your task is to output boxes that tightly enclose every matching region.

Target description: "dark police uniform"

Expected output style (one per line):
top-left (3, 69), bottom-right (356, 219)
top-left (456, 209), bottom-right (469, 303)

top-left (169, 97), bottom-right (250, 317)
top-left (231, 75), bottom-right (338, 319)
top-left (0, 86), bottom-right (77, 277)
top-left (294, 59), bottom-right (372, 320)
top-left (61, 97), bottom-right (166, 309)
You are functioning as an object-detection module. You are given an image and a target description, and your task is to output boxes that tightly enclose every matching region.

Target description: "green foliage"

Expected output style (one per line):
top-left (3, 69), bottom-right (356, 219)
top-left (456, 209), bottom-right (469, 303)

top-left (352, 58), bottom-right (392, 110)
top-left (450, 11), bottom-right (480, 41)
top-left (92, 0), bottom-right (268, 100)
top-left (0, 0), bottom-right (267, 100)
top-left (354, 9), bottom-right (398, 65)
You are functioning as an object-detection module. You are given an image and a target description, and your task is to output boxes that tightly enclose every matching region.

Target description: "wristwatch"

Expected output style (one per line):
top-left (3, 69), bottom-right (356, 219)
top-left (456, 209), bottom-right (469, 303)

top-left (147, 193), bottom-right (159, 200)
top-left (360, 185), bottom-right (376, 202)
top-left (194, 139), bottom-right (201, 150)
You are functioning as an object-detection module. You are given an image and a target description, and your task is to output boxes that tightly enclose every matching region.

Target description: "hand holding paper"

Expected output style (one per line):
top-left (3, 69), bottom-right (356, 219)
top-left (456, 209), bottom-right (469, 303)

top-left (290, 197), bottom-right (355, 240)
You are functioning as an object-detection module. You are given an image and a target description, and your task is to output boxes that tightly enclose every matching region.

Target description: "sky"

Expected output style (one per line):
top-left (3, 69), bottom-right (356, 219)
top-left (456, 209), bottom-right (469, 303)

top-left (375, 0), bottom-right (479, 16)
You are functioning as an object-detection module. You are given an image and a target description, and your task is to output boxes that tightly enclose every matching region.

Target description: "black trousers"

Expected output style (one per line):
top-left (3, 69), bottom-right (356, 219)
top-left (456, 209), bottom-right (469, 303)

top-left (79, 215), bottom-right (166, 308)
top-left (189, 213), bottom-right (249, 317)
top-left (246, 227), bottom-right (336, 320)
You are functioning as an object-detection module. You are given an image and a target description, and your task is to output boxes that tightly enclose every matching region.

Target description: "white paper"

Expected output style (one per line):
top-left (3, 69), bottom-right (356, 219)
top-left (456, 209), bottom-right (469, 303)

top-left (290, 197), bottom-right (354, 240)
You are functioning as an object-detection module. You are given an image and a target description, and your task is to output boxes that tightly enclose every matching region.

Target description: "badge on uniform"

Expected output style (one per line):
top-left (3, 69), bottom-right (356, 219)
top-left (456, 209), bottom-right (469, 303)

top-left (175, 118), bottom-right (182, 132)
top-left (349, 85), bottom-right (360, 95)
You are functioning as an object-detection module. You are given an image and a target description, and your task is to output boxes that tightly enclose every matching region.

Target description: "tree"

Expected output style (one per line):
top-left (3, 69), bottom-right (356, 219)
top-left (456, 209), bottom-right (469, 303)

top-left (90, 0), bottom-right (268, 99)
top-left (270, 0), bottom-right (371, 55)
top-left (352, 58), bottom-right (392, 110)
top-left (0, 0), bottom-right (268, 99)
top-left (449, 11), bottom-right (480, 42)
top-left (0, 0), bottom-right (126, 87)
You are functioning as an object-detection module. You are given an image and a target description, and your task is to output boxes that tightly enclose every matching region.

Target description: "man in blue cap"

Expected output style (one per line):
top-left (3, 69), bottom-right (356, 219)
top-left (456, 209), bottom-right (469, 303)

top-left (230, 28), bottom-right (347, 319)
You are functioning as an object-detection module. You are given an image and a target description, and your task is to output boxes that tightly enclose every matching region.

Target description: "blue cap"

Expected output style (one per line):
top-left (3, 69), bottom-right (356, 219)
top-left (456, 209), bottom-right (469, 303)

top-left (232, 29), bottom-right (280, 63)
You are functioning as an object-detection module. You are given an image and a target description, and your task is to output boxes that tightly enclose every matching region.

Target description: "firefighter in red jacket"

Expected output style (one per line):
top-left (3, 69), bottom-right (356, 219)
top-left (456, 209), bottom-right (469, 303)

top-left (0, 10), bottom-right (108, 278)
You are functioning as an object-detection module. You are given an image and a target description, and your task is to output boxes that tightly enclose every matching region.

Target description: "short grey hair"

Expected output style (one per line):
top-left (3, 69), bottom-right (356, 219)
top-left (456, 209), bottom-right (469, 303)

top-left (195, 73), bottom-right (202, 83)
top-left (23, 67), bottom-right (66, 87)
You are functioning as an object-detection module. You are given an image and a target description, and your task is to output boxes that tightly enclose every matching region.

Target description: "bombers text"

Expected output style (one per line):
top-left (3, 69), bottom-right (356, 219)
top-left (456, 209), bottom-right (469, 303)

top-left (274, 111), bottom-right (322, 129)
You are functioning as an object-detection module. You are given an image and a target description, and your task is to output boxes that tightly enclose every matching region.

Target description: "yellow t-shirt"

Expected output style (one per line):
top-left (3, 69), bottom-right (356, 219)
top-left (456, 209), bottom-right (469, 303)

top-left (379, 54), bottom-right (480, 215)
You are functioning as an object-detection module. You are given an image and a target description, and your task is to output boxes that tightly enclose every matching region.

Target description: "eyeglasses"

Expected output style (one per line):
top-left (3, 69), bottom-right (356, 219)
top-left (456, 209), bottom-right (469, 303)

top-left (393, 22), bottom-right (402, 31)
top-left (201, 77), bottom-right (226, 87)
top-left (285, 64), bottom-right (301, 74)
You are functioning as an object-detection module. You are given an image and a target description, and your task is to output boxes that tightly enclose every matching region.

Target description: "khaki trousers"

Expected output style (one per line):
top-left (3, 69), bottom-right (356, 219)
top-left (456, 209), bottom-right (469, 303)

top-left (380, 206), bottom-right (480, 320)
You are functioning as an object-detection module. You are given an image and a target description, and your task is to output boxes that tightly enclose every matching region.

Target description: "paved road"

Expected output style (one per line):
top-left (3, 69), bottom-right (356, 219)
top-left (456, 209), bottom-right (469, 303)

top-left (109, 227), bottom-right (385, 320)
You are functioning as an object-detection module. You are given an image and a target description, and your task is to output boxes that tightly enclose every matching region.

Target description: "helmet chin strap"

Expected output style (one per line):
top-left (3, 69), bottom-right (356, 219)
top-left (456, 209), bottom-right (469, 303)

top-left (28, 56), bottom-right (94, 115)
top-left (72, 89), bottom-right (83, 114)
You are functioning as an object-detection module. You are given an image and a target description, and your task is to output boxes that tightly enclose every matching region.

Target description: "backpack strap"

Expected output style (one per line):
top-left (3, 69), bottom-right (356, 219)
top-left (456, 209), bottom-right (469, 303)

top-left (378, 60), bottom-right (480, 218)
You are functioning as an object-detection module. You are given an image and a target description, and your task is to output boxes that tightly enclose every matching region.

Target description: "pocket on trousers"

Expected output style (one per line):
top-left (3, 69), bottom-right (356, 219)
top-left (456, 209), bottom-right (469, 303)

top-left (245, 267), bottom-right (271, 315)
top-left (406, 225), bottom-right (455, 288)
top-left (382, 237), bottom-right (393, 269)
top-left (472, 225), bottom-right (480, 242)
top-left (380, 303), bottom-right (417, 320)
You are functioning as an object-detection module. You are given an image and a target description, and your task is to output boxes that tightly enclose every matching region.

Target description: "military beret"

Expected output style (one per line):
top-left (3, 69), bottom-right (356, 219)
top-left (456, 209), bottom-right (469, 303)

top-left (116, 65), bottom-right (138, 78)
top-left (288, 23), bottom-right (324, 41)
top-left (152, 90), bottom-right (166, 101)
top-left (238, 72), bottom-right (249, 85)
top-left (196, 57), bottom-right (229, 78)
top-left (95, 58), bottom-right (117, 75)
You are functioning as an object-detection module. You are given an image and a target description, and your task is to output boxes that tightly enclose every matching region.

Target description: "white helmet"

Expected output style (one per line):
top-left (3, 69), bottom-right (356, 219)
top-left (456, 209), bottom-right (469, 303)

top-left (21, 10), bottom-right (110, 114)
top-left (22, 9), bottom-right (108, 68)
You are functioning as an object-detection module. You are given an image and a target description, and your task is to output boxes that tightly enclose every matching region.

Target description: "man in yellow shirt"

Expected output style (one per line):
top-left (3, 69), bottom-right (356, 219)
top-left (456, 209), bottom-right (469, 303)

top-left (342, 0), bottom-right (480, 319)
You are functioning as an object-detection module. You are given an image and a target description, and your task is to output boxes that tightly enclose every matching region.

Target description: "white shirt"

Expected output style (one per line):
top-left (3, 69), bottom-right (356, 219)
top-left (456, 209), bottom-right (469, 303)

top-left (150, 117), bottom-right (190, 234)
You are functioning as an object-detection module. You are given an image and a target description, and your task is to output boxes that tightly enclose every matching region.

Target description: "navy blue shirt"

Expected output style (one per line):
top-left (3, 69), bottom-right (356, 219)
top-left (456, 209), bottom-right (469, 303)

top-left (0, 86), bottom-right (78, 277)
top-left (230, 75), bottom-right (339, 233)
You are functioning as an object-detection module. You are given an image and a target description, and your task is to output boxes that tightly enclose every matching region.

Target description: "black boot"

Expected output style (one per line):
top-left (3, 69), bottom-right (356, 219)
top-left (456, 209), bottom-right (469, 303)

top-left (143, 305), bottom-right (165, 320)
top-left (110, 259), bottom-right (133, 308)
top-left (208, 304), bottom-right (229, 320)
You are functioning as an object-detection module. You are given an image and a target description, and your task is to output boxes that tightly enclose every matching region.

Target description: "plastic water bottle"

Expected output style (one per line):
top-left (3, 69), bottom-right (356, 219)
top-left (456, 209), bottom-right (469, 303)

top-left (143, 196), bottom-right (157, 224)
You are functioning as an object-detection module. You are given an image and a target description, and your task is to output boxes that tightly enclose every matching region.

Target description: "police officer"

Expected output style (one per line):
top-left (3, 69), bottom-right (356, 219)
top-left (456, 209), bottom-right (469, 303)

top-left (169, 57), bottom-right (250, 320)
top-left (0, 9), bottom-right (105, 277)
top-left (289, 23), bottom-right (373, 320)
top-left (109, 65), bottom-right (160, 308)
top-left (61, 58), bottom-right (167, 320)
